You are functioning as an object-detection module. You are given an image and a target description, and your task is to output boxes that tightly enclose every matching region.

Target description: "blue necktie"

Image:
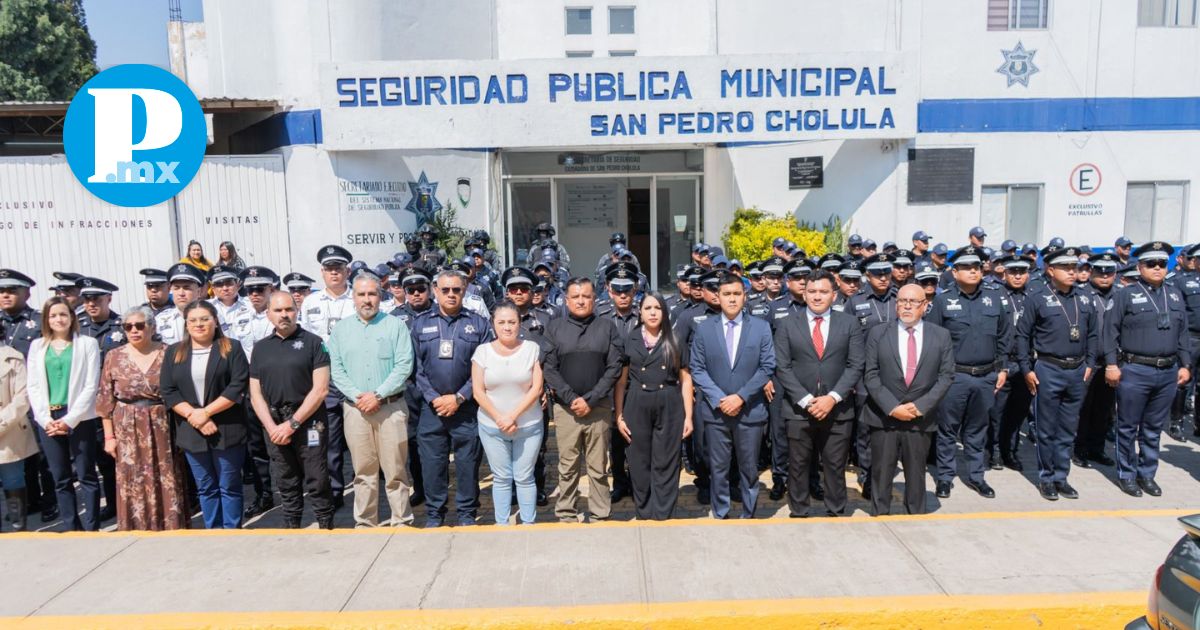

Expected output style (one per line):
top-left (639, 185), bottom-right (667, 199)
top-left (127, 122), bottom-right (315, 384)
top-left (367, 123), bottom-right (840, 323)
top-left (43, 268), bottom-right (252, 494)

top-left (725, 320), bottom-right (737, 367)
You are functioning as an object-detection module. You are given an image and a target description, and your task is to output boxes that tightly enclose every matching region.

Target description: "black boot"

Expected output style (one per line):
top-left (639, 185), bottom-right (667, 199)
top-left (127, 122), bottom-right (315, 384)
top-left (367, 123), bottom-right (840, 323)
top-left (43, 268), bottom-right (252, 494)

top-left (4, 489), bottom-right (26, 532)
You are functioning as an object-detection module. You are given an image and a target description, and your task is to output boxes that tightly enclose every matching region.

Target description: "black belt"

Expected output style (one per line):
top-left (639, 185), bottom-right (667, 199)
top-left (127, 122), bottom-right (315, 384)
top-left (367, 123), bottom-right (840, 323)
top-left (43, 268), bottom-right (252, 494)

top-left (117, 398), bottom-right (162, 408)
top-left (955, 363), bottom-right (995, 377)
top-left (1120, 352), bottom-right (1177, 369)
top-left (379, 392), bottom-right (405, 406)
top-left (1037, 354), bottom-right (1085, 369)
top-left (634, 381), bottom-right (679, 391)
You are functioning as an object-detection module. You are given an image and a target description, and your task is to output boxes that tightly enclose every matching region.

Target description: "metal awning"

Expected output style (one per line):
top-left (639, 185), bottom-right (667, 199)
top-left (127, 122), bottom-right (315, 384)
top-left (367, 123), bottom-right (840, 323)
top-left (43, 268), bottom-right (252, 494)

top-left (0, 98), bottom-right (279, 117)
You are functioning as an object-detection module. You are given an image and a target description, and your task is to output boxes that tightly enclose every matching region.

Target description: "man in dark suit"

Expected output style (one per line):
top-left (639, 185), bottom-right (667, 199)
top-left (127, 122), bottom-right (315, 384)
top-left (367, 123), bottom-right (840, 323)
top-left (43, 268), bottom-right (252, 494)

top-left (690, 272), bottom-right (776, 519)
top-left (862, 284), bottom-right (955, 516)
top-left (774, 270), bottom-right (865, 517)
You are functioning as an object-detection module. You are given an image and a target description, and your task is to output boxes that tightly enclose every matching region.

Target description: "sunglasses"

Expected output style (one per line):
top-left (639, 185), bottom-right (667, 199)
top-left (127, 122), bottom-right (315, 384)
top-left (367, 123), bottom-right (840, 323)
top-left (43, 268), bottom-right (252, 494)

top-left (893, 264), bottom-right (913, 270)
top-left (1093, 269), bottom-right (1116, 276)
top-left (610, 287), bottom-right (634, 294)
top-left (1142, 260), bottom-right (1168, 269)
top-left (291, 288), bottom-right (312, 294)
top-left (212, 280), bottom-right (237, 288)
top-left (439, 287), bottom-right (464, 295)
top-left (918, 279), bottom-right (939, 287)
top-left (122, 322), bottom-right (147, 332)
top-left (246, 286), bottom-right (268, 294)
top-left (405, 285), bottom-right (429, 295)
top-left (506, 285), bottom-right (531, 294)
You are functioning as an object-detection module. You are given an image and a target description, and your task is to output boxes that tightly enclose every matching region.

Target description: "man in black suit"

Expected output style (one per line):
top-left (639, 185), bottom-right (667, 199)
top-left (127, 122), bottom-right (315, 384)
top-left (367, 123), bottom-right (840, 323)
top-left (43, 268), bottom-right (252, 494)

top-left (862, 284), bottom-right (955, 515)
top-left (774, 270), bottom-right (865, 517)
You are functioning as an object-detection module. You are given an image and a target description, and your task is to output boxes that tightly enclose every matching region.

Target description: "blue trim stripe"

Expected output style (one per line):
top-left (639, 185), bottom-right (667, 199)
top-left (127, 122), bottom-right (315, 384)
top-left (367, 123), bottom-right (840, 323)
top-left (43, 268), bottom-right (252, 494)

top-left (918, 97), bottom-right (1200, 133)
top-left (229, 109), bottom-right (322, 153)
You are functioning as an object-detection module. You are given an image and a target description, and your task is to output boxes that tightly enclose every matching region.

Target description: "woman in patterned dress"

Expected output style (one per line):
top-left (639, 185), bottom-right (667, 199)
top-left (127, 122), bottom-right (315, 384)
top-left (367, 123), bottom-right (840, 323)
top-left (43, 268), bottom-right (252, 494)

top-left (97, 306), bottom-right (189, 531)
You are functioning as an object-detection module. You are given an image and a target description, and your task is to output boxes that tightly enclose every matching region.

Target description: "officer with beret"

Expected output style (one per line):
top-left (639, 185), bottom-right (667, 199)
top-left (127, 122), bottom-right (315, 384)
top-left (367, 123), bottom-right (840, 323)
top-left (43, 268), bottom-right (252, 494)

top-left (925, 246), bottom-right (1011, 500)
top-left (412, 266), bottom-right (492, 527)
top-left (991, 254), bottom-right (1033, 470)
top-left (1073, 252), bottom-right (1120, 467)
top-left (1102, 241), bottom-right (1191, 497)
top-left (299, 244), bottom-right (356, 510)
top-left (155, 262), bottom-right (207, 346)
top-left (282, 272), bottom-right (316, 310)
top-left (1168, 244), bottom-right (1200, 441)
top-left (1016, 246), bottom-right (1099, 501)
top-left (138, 268), bottom-right (172, 317)
top-left (845, 253), bottom-right (899, 499)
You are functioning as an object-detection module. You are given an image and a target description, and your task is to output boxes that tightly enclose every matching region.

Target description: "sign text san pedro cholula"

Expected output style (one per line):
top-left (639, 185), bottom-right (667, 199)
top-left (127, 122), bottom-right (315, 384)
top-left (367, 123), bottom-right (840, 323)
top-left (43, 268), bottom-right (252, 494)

top-left (320, 53), bottom-right (916, 150)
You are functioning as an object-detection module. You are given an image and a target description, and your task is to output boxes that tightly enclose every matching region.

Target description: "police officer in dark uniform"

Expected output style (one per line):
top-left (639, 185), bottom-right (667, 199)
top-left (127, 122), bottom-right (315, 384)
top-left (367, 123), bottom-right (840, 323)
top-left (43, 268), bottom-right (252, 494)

top-left (1073, 252), bottom-right (1119, 467)
top-left (1016, 246), bottom-right (1098, 501)
top-left (76, 277), bottom-right (124, 522)
top-left (597, 262), bottom-right (641, 503)
top-left (846, 234), bottom-right (865, 261)
top-left (673, 270), bottom-right (724, 504)
top-left (891, 249), bottom-right (916, 286)
top-left (845, 253), bottom-right (898, 498)
top-left (912, 231), bottom-right (933, 267)
top-left (835, 260), bottom-right (863, 311)
top-left (1102, 241), bottom-right (1190, 497)
top-left (1168, 244), bottom-right (1200, 440)
top-left (416, 224), bottom-right (447, 270)
top-left (412, 268), bottom-right (492, 527)
top-left (51, 272), bottom-right (85, 316)
top-left (137, 268), bottom-right (172, 317)
top-left (389, 266), bottom-right (433, 505)
top-left (992, 254), bottom-right (1033, 470)
top-left (526, 222), bottom-right (572, 270)
top-left (925, 246), bottom-right (1011, 500)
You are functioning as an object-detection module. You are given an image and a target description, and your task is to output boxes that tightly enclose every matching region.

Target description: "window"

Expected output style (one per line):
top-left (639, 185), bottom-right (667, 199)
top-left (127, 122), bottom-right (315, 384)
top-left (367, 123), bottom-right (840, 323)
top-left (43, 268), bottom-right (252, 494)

top-left (981, 184), bottom-right (1042, 244)
top-left (565, 8), bottom-right (592, 35)
top-left (609, 7), bottom-right (635, 34)
top-left (1138, 0), bottom-right (1197, 26)
top-left (566, 50), bottom-right (593, 58)
top-left (609, 50), bottom-right (636, 57)
top-left (1125, 182), bottom-right (1188, 242)
top-left (987, 0), bottom-right (1049, 30)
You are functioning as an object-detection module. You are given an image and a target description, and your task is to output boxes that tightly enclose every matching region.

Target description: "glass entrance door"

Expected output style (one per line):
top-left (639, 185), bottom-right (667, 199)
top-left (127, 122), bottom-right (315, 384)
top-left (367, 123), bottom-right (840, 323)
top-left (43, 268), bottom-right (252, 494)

top-left (654, 177), bottom-right (701, 289)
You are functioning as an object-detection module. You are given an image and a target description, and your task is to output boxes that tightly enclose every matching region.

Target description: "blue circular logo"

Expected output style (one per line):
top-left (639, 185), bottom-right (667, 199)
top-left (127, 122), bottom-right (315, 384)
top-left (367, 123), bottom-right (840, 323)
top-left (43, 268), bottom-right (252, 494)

top-left (63, 64), bottom-right (207, 208)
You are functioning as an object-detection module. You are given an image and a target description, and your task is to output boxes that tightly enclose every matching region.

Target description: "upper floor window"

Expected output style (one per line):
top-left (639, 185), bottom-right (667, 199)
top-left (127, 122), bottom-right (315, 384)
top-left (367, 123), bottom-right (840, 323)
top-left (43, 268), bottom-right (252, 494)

top-left (609, 7), bottom-right (635, 34)
top-left (566, 8), bottom-right (592, 35)
top-left (987, 0), bottom-right (1049, 30)
top-left (1138, 0), bottom-right (1197, 26)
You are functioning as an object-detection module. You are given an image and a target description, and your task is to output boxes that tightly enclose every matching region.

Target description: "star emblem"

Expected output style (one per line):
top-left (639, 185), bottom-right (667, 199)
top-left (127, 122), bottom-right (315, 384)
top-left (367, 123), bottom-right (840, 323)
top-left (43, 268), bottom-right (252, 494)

top-left (406, 171), bottom-right (443, 226)
top-left (292, 340), bottom-right (304, 350)
top-left (111, 331), bottom-right (124, 343)
top-left (997, 41), bottom-right (1040, 88)
top-left (983, 297), bottom-right (992, 307)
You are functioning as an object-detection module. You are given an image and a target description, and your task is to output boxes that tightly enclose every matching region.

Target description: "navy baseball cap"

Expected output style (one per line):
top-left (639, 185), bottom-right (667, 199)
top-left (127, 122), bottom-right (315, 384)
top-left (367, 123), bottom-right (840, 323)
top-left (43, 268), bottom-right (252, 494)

top-left (969, 226), bottom-right (987, 239)
top-left (847, 234), bottom-right (863, 247)
top-left (912, 230), bottom-right (931, 242)
top-left (931, 243), bottom-right (949, 256)
top-left (1000, 239), bottom-right (1017, 253)
top-left (1115, 236), bottom-right (1133, 247)
top-left (862, 239), bottom-right (877, 250)
top-left (772, 237), bottom-right (787, 248)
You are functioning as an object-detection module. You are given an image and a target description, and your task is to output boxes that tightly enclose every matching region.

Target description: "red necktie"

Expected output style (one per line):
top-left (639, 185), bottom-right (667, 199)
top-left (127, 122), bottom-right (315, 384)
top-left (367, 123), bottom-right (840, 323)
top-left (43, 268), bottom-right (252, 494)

top-left (905, 326), bottom-right (918, 386)
top-left (812, 316), bottom-right (825, 359)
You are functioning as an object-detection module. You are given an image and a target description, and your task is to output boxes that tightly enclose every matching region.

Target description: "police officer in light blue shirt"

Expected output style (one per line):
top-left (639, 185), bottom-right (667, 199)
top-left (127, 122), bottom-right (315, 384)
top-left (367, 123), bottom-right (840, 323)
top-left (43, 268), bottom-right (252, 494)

top-left (1016, 246), bottom-right (1098, 501)
top-left (411, 268), bottom-right (492, 527)
top-left (925, 246), bottom-right (1011, 500)
top-left (1102, 241), bottom-right (1190, 498)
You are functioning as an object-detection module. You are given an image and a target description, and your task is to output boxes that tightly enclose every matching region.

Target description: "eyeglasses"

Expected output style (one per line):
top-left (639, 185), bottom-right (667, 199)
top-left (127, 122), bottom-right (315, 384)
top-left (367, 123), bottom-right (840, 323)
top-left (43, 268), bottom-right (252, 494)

top-left (405, 285), bottom-right (429, 295)
top-left (121, 322), bottom-right (147, 332)
top-left (1142, 260), bottom-right (1168, 269)
top-left (506, 285), bottom-right (531, 294)
top-left (439, 287), bottom-right (464, 295)
top-left (896, 299), bottom-right (925, 307)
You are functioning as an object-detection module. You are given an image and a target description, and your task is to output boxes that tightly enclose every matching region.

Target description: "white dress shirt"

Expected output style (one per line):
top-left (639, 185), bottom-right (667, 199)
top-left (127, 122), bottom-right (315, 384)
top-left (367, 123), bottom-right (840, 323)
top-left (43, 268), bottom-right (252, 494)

top-left (798, 308), bottom-right (842, 409)
top-left (897, 319), bottom-right (925, 376)
top-left (722, 312), bottom-right (743, 366)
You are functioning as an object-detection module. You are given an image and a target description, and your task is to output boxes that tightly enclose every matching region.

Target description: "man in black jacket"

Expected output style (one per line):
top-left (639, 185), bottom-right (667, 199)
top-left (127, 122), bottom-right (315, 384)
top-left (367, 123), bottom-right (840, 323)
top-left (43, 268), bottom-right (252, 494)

top-left (542, 278), bottom-right (624, 522)
top-left (774, 271), bottom-right (864, 517)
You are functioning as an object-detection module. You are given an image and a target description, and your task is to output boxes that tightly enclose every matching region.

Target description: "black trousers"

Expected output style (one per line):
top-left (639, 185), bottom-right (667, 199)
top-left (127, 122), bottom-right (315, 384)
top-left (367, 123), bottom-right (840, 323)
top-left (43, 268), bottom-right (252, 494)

top-left (1075, 374), bottom-right (1116, 457)
top-left (787, 419), bottom-right (852, 516)
top-left (37, 414), bottom-right (100, 531)
top-left (266, 417), bottom-right (333, 521)
top-left (610, 424), bottom-right (630, 493)
top-left (624, 388), bottom-right (684, 520)
top-left (242, 402), bottom-right (274, 498)
top-left (766, 376), bottom-right (788, 484)
top-left (405, 386), bottom-right (425, 497)
top-left (987, 379), bottom-right (1010, 457)
top-left (869, 428), bottom-right (932, 516)
top-left (93, 420), bottom-right (118, 515)
top-left (324, 391), bottom-right (347, 498)
top-left (998, 381), bottom-right (1033, 459)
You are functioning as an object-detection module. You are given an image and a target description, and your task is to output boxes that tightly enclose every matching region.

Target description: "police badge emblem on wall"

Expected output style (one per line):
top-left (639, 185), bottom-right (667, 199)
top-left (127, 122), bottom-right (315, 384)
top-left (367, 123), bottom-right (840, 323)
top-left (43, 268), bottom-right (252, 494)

top-left (406, 171), bottom-right (444, 226)
top-left (997, 41), bottom-right (1040, 88)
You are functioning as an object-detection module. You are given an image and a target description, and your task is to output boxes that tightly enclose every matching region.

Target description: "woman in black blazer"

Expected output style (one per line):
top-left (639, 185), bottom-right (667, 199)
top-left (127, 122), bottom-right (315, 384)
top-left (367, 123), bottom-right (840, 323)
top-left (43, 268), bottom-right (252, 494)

top-left (160, 300), bottom-right (250, 529)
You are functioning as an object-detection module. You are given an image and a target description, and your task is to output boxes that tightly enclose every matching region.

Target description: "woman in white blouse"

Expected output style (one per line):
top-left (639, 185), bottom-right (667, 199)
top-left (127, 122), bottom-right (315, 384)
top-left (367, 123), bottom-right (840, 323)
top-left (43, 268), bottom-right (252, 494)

top-left (26, 297), bottom-right (102, 531)
top-left (471, 302), bottom-right (544, 525)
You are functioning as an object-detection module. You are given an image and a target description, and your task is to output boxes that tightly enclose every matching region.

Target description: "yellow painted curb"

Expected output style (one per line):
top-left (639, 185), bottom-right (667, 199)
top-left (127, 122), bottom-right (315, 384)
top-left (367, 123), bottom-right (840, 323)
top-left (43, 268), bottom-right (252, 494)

top-left (3, 591), bottom-right (1146, 629)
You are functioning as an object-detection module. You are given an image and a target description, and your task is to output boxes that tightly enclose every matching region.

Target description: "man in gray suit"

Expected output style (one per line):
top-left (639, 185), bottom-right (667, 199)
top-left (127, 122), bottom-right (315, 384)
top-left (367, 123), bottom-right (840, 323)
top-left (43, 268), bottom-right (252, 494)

top-left (862, 284), bottom-right (955, 516)
top-left (774, 270), bottom-right (865, 517)
top-left (690, 272), bottom-right (776, 519)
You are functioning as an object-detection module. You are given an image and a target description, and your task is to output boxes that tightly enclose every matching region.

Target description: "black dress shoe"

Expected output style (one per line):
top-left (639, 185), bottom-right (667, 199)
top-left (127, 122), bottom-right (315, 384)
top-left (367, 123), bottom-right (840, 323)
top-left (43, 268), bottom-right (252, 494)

top-left (536, 491), bottom-right (548, 507)
top-left (860, 481), bottom-right (872, 501)
top-left (610, 486), bottom-right (629, 503)
top-left (1118, 478), bottom-right (1143, 497)
top-left (283, 517), bottom-right (302, 529)
top-left (964, 480), bottom-right (995, 499)
top-left (1055, 481), bottom-right (1079, 499)
top-left (935, 480), bottom-right (952, 499)
top-left (1138, 478), bottom-right (1162, 497)
top-left (768, 483), bottom-right (786, 501)
top-left (243, 494), bottom-right (274, 519)
top-left (1168, 425), bottom-right (1186, 442)
top-left (1038, 483), bottom-right (1059, 501)
top-left (788, 511), bottom-right (809, 519)
top-left (1070, 453), bottom-right (1091, 469)
top-left (809, 484), bottom-right (824, 501)
top-left (1002, 456), bottom-right (1025, 472)
top-left (697, 486), bottom-right (711, 505)
top-left (988, 454), bottom-right (1004, 471)
top-left (317, 517), bottom-right (334, 530)
top-left (1090, 452), bottom-right (1115, 467)
top-left (40, 504), bottom-right (59, 523)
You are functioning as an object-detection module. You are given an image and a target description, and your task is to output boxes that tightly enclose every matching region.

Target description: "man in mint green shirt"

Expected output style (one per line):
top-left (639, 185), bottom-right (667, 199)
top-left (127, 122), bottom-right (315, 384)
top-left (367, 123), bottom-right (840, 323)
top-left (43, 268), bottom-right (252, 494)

top-left (328, 273), bottom-right (415, 527)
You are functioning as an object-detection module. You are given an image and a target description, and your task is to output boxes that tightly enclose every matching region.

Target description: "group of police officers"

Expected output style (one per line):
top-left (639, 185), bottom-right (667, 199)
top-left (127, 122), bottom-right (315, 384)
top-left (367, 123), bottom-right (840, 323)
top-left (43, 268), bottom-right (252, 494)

top-left (0, 221), bottom-right (1196, 525)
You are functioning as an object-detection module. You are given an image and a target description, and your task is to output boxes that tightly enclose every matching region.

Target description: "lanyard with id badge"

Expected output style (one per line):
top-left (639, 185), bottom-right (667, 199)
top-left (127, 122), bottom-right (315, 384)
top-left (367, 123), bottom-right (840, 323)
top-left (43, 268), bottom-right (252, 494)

top-left (438, 318), bottom-right (460, 360)
top-left (1052, 293), bottom-right (1083, 341)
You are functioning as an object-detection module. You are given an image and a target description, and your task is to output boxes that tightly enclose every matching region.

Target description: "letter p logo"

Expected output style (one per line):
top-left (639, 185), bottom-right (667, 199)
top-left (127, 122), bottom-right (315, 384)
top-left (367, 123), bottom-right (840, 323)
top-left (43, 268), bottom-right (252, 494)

top-left (65, 65), bottom-right (206, 207)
